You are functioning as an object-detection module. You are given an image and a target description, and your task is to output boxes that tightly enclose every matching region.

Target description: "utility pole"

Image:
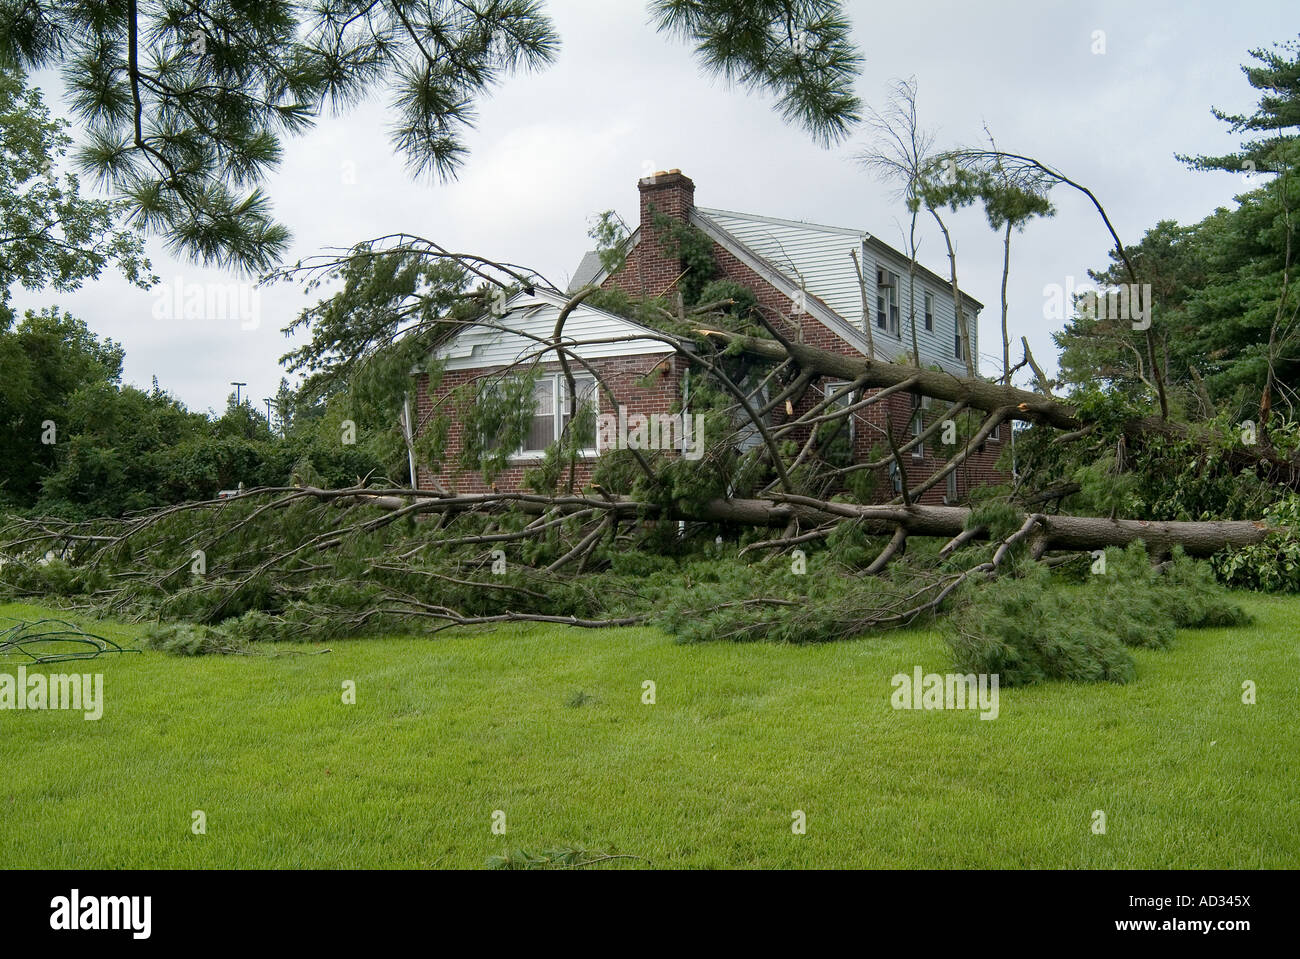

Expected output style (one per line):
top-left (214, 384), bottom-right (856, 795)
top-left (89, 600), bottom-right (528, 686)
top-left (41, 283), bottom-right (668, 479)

top-left (263, 398), bottom-right (272, 423)
top-left (230, 381), bottom-right (247, 407)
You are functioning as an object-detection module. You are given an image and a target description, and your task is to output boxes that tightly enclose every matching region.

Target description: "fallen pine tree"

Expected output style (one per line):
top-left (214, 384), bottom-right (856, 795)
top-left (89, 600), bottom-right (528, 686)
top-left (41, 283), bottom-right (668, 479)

top-left (0, 481), bottom-right (1267, 686)
top-left (696, 330), bottom-right (1300, 492)
top-left (2, 183), bottom-right (1293, 680)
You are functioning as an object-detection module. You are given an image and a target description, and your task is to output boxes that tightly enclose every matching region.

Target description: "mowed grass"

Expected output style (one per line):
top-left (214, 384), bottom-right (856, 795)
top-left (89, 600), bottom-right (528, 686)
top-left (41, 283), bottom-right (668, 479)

top-left (0, 595), bottom-right (1296, 869)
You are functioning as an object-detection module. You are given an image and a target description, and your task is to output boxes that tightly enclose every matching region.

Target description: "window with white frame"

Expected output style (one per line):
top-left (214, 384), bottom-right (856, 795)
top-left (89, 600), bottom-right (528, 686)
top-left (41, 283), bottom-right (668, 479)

top-left (877, 270), bottom-right (900, 336)
top-left (524, 373), bottom-right (597, 454)
top-left (946, 469), bottom-right (958, 503)
top-left (825, 380), bottom-right (855, 436)
top-left (820, 379), bottom-right (856, 467)
top-left (908, 392), bottom-right (926, 459)
top-left (954, 309), bottom-right (974, 361)
top-left (924, 292), bottom-right (934, 332)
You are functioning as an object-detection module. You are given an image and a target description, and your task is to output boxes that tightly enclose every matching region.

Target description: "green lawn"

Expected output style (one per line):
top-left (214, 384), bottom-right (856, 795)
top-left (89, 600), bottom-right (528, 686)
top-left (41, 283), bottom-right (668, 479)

top-left (1, 595), bottom-right (1296, 868)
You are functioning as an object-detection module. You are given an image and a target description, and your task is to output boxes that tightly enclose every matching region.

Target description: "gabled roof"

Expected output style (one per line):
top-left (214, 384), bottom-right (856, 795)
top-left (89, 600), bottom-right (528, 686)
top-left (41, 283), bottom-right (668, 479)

top-left (578, 205), bottom-right (983, 366)
top-left (687, 211), bottom-right (875, 355)
top-left (699, 207), bottom-right (983, 320)
top-left (581, 219), bottom-right (876, 357)
top-left (567, 250), bottom-right (605, 293)
top-left (431, 287), bottom-right (672, 372)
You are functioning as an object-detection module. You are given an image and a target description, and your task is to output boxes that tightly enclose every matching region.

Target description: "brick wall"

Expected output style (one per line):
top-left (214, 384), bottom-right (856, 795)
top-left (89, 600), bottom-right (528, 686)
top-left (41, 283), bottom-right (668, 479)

top-left (415, 354), bottom-right (681, 494)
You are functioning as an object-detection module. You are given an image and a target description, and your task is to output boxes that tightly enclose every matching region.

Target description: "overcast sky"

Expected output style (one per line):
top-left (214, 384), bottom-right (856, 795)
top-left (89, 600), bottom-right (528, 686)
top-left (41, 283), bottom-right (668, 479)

top-left (13, 1), bottom-right (1296, 416)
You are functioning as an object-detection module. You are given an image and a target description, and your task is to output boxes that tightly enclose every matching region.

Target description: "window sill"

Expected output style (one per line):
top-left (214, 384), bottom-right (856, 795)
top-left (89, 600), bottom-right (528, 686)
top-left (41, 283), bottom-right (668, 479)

top-left (507, 450), bottom-right (599, 464)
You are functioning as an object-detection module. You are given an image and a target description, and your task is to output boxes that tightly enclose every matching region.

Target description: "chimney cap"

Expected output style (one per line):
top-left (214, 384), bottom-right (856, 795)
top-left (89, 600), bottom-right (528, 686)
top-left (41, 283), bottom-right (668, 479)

top-left (638, 168), bottom-right (692, 188)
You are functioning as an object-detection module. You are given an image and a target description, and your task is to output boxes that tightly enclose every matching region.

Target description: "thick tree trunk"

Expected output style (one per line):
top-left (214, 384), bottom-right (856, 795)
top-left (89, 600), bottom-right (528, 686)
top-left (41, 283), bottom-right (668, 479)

top-left (333, 488), bottom-right (1274, 557)
top-left (696, 331), bottom-right (1075, 426)
top-left (698, 329), bottom-right (1300, 483)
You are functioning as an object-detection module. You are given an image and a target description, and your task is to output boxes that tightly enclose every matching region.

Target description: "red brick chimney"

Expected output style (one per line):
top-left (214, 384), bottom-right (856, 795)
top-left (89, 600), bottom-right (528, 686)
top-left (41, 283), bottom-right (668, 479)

top-left (628, 169), bottom-right (695, 298)
top-left (639, 168), bottom-right (695, 225)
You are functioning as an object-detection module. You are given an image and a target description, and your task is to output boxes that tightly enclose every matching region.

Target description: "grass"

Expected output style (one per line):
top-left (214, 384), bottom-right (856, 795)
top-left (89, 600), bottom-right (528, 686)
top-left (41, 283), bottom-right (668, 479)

top-left (0, 595), bottom-right (1297, 869)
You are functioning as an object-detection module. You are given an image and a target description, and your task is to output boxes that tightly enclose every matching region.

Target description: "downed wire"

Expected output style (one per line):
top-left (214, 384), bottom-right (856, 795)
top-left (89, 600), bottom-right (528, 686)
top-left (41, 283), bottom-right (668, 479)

top-left (0, 619), bottom-right (141, 664)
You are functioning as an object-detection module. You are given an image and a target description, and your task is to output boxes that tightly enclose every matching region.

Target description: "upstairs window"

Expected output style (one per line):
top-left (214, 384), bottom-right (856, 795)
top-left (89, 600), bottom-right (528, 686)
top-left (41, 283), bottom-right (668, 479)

top-left (877, 270), bottom-right (900, 336)
top-left (954, 310), bottom-right (974, 361)
top-left (924, 292), bottom-right (934, 331)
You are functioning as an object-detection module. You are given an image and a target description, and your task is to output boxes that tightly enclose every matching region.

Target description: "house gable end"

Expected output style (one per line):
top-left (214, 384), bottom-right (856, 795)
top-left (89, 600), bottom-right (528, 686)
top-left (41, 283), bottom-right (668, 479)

top-left (431, 289), bottom-right (672, 373)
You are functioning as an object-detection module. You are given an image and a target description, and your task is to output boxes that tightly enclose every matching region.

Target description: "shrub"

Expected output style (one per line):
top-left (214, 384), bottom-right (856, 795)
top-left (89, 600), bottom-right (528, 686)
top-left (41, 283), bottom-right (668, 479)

top-left (1213, 493), bottom-right (1300, 592)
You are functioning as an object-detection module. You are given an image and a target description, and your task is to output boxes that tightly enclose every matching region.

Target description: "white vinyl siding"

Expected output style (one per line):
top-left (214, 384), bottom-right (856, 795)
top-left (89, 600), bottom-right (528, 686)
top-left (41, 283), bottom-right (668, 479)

top-left (435, 291), bottom-right (672, 372)
top-left (702, 210), bottom-right (867, 329)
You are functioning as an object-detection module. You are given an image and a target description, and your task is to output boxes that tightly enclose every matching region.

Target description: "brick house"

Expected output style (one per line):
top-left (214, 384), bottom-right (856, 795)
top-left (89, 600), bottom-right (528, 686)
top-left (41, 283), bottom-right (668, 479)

top-left (414, 170), bottom-right (1005, 501)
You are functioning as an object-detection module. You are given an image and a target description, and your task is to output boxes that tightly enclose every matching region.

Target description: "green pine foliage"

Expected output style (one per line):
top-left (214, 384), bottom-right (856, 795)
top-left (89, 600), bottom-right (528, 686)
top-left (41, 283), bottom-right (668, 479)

top-left (946, 544), bottom-right (1250, 685)
top-left (142, 623), bottom-right (251, 657)
top-left (0, 490), bottom-right (1256, 690)
top-left (0, 0), bottom-right (560, 271)
top-left (650, 208), bottom-right (718, 307)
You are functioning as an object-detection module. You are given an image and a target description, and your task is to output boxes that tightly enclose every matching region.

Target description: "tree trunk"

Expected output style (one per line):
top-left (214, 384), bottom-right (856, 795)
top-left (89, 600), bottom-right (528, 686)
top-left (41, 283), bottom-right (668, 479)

top-left (697, 329), bottom-right (1300, 484)
top-left (330, 488), bottom-right (1274, 557)
top-left (928, 204), bottom-right (975, 376)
